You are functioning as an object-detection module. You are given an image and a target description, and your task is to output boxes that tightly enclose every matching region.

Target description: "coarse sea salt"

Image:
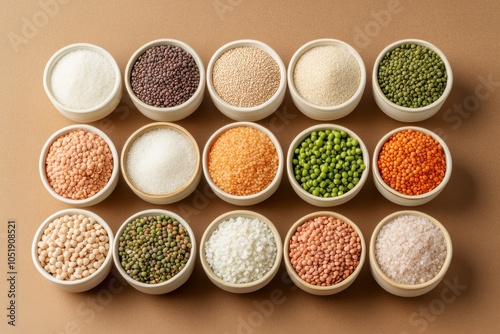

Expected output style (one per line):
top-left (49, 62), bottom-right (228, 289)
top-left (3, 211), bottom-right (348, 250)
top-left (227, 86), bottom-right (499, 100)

top-left (375, 214), bottom-right (446, 285)
top-left (205, 216), bottom-right (277, 284)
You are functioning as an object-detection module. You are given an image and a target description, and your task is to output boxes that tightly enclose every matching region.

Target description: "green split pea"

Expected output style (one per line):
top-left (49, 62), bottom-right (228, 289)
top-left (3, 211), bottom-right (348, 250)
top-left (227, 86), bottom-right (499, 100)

top-left (118, 215), bottom-right (192, 284)
top-left (292, 129), bottom-right (366, 198)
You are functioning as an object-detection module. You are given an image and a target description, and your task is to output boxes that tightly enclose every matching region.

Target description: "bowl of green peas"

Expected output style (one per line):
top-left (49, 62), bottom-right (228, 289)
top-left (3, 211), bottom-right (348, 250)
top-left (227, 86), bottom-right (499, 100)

top-left (372, 39), bottom-right (453, 122)
top-left (287, 124), bottom-right (369, 206)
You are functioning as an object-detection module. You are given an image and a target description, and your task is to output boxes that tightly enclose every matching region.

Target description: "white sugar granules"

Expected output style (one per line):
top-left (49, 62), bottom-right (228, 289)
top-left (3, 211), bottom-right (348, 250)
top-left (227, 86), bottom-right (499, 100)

top-left (205, 216), bottom-right (277, 284)
top-left (125, 128), bottom-right (196, 195)
top-left (293, 45), bottom-right (361, 106)
top-left (50, 49), bottom-right (116, 110)
top-left (375, 215), bottom-right (447, 285)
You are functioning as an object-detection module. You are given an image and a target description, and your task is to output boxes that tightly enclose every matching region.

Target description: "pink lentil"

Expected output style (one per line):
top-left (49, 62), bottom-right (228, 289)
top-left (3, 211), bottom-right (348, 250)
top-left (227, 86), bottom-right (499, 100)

top-left (45, 129), bottom-right (113, 200)
top-left (288, 216), bottom-right (361, 286)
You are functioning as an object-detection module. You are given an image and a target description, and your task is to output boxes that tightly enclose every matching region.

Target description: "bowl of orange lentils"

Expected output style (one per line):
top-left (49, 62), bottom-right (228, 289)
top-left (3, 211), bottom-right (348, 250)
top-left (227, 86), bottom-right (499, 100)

top-left (372, 126), bottom-right (452, 206)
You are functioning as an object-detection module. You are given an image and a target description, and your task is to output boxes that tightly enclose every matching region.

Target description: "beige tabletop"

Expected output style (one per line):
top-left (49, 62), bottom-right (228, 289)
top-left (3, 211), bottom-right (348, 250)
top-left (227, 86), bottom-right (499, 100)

top-left (1, 1), bottom-right (499, 333)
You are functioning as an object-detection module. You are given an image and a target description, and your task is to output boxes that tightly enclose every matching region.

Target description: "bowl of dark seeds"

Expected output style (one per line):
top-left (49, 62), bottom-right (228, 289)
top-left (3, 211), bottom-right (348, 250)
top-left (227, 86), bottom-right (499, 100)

top-left (124, 39), bottom-right (205, 121)
top-left (113, 209), bottom-right (196, 294)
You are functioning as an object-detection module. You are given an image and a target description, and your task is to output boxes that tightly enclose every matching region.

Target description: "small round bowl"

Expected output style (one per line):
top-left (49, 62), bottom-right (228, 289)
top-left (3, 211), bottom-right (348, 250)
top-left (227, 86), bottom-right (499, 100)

top-left (206, 39), bottom-right (287, 121)
top-left (39, 124), bottom-right (120, 207)
top-left (288, 39), bottom-right (366, 121)
top-left (287, 124), bottom-right (370, 207)
top-left (372, 126), bottom-right (452, 206)
top-left (43, 43), bottom-right (122, 123)
top-left (200, 210), bottom-right (282, 293)
top-left (202, 122), bottom-right (284, 206)
top-left (372, 39), bottom-right (453, 122)
top-left (32, 208), bottom-right (114, 292)
top-left (113, 209), bottom-right (197, 295)
top-left (124, 39), bottom-right (205, 121)
top-left (369, 210), bottom-right (453, 297)
top-left (283, 211), bottom-right (366, 295)
top-left (121, 122), bottom-right (202, 205)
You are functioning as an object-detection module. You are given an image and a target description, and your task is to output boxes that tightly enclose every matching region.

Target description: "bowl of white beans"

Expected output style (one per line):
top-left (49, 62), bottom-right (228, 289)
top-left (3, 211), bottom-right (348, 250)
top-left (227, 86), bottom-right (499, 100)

top-left (32, 208), bottom-right (114, 292)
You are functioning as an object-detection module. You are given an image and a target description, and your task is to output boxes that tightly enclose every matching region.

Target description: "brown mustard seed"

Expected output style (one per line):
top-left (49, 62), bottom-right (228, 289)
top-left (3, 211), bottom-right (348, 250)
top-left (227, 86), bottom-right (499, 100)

top-left (208, 126), bottom-right (278, 196)
top-left (130, 44), bottom-right (200, 108)
top-left (212, 46), bottom-right (280, 108)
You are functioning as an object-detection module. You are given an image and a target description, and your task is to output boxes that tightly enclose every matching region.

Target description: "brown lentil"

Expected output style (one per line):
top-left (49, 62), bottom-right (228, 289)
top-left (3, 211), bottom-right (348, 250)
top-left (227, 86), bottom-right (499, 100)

top-left (130, 44), bottom-right (200, 108)
top-left (208, 126), bottom-right (278, 196)
top-left (212, 46), bottom-right (280, 107)
top-left (289, 216), bottom-right (361, 286)
top-left (377, 129), bottom-right (446, 195)
top-left (45, 129), bottom-right (113, 200)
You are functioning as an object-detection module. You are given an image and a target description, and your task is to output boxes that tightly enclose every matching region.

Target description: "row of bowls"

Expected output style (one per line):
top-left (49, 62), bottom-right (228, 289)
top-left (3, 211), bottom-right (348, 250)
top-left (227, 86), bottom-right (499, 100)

top-left (32, 208), bottom-right (452, 297)
top-left (39, 122), bottom-right (452, 208)
top-left (43, 38), bottom-right (453, 124)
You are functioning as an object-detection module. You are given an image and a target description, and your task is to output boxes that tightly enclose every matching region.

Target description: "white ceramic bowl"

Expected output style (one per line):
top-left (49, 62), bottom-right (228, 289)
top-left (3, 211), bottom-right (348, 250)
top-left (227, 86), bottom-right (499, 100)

top-left (372, 39), bottom-right (453, 122)
top-left (372, 126), bottom-right (452, 206)
top-left (202, 122), bottom-right (284, 206)
top-left (200, 210), bottom-right (282, 293)
top-left (32, 209), bottom-right (114, 292)
top-left (287, 124), bottom-right (370, 207)
top-left (121, 122), bottom-right (202, 205)
top-left (288, 39), bottom-right (366, 121)
top-left (283, 211), bottom-right (366, 295)
top-left (113, 209), bottom-right (197, 295)
top-left (369, 210), bottom-right (453, 297)
top-left (206, 39), bottom-right (287, 121)
top-left (43, 43), bottom-right (122, 123)
top-left (124, 39), bottom-right (205, 121)
top-left (39, 124), bottom-right (119, 207)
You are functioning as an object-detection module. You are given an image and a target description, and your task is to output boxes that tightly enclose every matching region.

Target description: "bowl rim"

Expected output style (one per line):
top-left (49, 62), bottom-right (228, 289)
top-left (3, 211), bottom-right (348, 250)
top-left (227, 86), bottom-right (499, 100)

top-left (32, 208), bottom-right (115, 286)
top-left (39, 124), bottom-right (120, 205)
top-left (369, 210), bottom-right (453, 290)
top-left (372, 38), bottom-right (453, 113)
top-left (283, 211), bottom-right (366, 291)
top-left (43, 42), bottom-right (122, 114)
top-left (287, 38), bottom-right (367, 111)
top-left (112, 209), bottom-right (197, 289)
top-left (286, 123), bottom-right (370, 203)
top-left (199, 210), bottom-right (283, 290)
top-left (202, 121), bottom-right (284, 201)
top-left (372, 126), bottom-right (452, 200)
top-left (206, 39), bottom-right (287, 113)
top-left (123, 38), bottom-right (206, 113)
top-left (120, 122), bottom-right (201, 198)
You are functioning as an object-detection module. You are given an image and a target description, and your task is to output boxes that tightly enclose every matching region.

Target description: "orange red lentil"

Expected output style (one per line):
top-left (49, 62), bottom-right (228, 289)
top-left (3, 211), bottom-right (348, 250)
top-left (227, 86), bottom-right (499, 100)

top-left (45, 129), bottom-right (114, 200)
top-left (207, 126), bottom-right (278, 196)
top-left (377, 129), bottom-right (446, 195)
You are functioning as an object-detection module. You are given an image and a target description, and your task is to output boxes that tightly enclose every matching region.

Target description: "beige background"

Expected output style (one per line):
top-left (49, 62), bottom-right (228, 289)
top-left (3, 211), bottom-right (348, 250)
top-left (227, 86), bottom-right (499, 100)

top-left (1, 0), bottom-right (499, 333)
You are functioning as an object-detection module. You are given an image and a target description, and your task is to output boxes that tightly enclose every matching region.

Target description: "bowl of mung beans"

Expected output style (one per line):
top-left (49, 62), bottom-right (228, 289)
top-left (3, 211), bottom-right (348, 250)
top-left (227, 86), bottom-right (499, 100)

top-left (283, 211), bottom-right (366, 295)
top-left (372, 126), bottom-right (452, 206)
top-left (39, 124), bottom-right (120, 207)
top-left (202, 122), bottom-right (284, 206)
top-left (32, 208), bottom-right (114, 292)
top-left (369, 210), bottom-right (452, 297)
top-left (286, 124), bottom-right (369, 206)
top-left (124, 39), bottom-right (205, 121)
top-left (372, 39), bottom-right (453, 122)
top-left (288, 39), bottom-right (366, 121)
top-left (206, 39), bottom-right (287, 121)
top-left (113, 209), bottom-right (197, 295)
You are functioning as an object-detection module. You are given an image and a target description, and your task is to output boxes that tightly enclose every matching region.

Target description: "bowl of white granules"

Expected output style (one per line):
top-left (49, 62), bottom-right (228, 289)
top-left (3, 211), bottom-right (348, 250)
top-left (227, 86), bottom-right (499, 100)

top-left (369, 210), bottom-right (453, 297)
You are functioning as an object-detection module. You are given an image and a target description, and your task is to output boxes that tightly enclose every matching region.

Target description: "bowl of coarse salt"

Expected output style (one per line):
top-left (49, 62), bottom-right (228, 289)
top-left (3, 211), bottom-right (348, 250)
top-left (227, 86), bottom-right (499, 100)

top-left (288, 39), bottom-right (366, 121)
top-left (39, 124), bottom-right (120, 207)
top-left (43, 43), bottom-right (122, 122)
top-left (200, 210), bottom-right (282, 293)
top-left (121, 122), bottom-right (202, 205)
top-left (32, 208), bottom-right (114, 292)
top-left (206, 39), bottom-right (287, 121)
top-left (369, 210), bottom-right (453, 297)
